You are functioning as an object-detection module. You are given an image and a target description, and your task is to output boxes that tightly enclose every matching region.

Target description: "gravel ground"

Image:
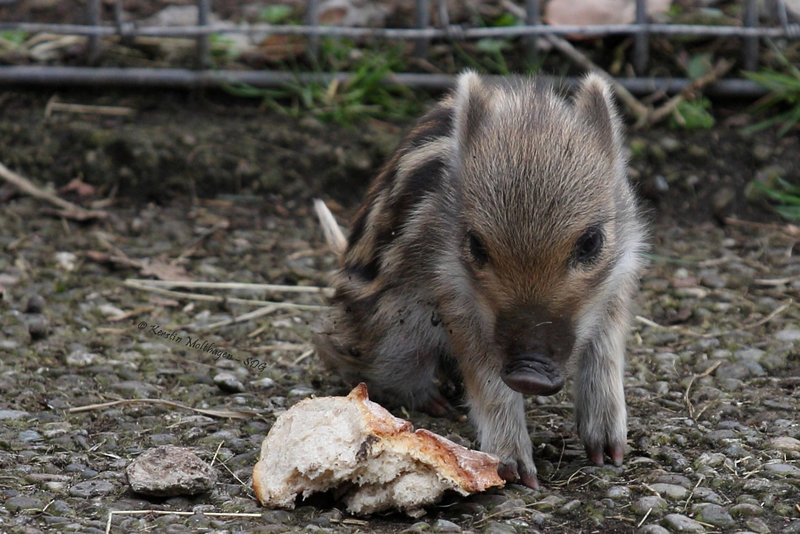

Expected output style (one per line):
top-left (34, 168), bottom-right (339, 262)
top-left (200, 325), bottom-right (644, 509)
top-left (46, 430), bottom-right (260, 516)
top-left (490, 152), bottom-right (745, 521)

top-left (1, 93), bottom-right (799, 533)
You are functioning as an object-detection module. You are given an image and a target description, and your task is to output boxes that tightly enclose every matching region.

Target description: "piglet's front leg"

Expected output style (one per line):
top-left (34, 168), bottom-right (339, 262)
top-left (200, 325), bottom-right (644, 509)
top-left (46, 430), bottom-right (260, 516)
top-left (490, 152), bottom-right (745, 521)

top-left (460, 353), bottom-right (539, 489)
top-left (574, 300), bottom-right (630, 467)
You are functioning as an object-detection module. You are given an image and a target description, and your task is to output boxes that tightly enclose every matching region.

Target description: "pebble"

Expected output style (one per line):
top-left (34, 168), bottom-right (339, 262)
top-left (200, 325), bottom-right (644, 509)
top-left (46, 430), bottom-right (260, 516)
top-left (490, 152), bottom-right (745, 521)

top-left (769, 436), bottom-right (800, 452)
top-left (775, 328), bottom-right (800, 342)
top-left (482, 522), bottom-right (517, 534)
top-left (745, 517), bottom-right (772, 534)
top-left (66, 349), bottom-right (101, 367)
top-left (433, 518), bottom-right (461, 532)
top-left (640, 526), bottom-right (671, 534)
top-left (730, 503), bottom-right (763, 517)
top-left (24, 294), bottom-right (45, 313)
top-left (213, 372), bottom-right (246, 393)
top-left (763, 462), bottom-right (800, 477)
top-left (633, 495), bottom-right (668, 515)
top-left (692, 503), bottom-right (734, 528)
top-left (0, 409), bottom-right (29, 420)
top-left (27, 315), bottom-right (50, 339)
top-left (126, 445), bottom-right (217, 496)
top-left (4, 495), bottom-right (45, 512)
top-left (662, 513), bottom-right (705, 533)
top-left (606, 485), bottom-right (631, 499)
top-left (649, 483), bottom-right (688, 500)
top-left (69, 479), bottom-right (115, 498)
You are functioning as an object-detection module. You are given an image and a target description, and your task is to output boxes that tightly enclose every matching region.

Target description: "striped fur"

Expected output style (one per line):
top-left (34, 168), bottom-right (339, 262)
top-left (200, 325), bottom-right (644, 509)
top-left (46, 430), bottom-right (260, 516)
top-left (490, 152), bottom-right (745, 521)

top-left (313, 71), bottom-right (647, 489)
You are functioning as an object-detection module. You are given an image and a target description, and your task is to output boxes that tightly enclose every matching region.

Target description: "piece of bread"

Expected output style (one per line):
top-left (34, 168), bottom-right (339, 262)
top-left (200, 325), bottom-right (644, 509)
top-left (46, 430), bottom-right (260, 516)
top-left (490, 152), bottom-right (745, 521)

top-left (252, 383), bottom-right (504, 515)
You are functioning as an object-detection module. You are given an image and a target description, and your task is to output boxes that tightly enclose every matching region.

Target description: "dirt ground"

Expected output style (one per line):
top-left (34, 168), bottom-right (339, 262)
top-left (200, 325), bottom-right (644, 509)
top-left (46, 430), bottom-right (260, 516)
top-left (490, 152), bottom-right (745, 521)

top-left (0, 88), bottom-right (799, 534)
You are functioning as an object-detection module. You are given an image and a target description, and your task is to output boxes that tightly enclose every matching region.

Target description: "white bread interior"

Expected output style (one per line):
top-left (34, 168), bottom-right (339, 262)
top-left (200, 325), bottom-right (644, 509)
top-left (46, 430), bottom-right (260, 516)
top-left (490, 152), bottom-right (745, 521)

top-left (252, 383), bottom-right (504, 515)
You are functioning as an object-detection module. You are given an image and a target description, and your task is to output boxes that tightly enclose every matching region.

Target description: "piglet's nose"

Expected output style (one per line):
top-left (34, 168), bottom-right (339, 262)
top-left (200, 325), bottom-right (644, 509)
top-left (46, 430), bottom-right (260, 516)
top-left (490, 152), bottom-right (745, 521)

top-left (501, 352), bottom-right (565, 396)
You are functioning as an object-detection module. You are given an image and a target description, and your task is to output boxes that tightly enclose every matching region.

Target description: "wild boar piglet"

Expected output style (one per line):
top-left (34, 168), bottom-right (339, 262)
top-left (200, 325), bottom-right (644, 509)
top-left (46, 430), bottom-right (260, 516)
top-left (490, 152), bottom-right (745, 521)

top-left (313, 71), bottom-right (646, 489)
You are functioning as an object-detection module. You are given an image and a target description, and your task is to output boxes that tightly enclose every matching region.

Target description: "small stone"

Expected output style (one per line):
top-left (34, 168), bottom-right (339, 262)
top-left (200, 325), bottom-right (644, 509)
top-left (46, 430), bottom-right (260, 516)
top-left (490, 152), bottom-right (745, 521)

top-left (763, 462), bottom-right (800, 477)
top-left (693, 503), bottom-right (734, 528)
top-left (775, 329), bottom-right (800, 342)
top-left (649, 483), bottom-right (688, 499)
top-left (66, 349), bottom-right (101, 367)
top-left (213, 372), bottom-right (245, 393)
top-left (640, 526), bottom-right (671, 534)
top-left (691, 488), bottom-right (723, 505)
top-left (23, 294), bottom-right (45, 313)
top-left (482, 522), bottom-right (517, 534)
top-left (730, 503), bottom-right (763, 517)
top-left (558, 499), bottom-right (582, 514)
top-left (733, 348), bottom-right (765, 362)
top-left (27, 315), bottom-right (50, 339)
top-left (4, 495), bottom-right (45, 512)
top-left (745, 517), bottom-right (771, 534)
top-left (433, 518), bottom-right (461, 532)
top-left (770, 436), bottom-right (800, 452)
top-left (606, 485), bottom-right (631, 499)
top-left (694, 452), bottom-right (726, 469)
top-left (18, 430), bottom-right (42, 442)
top-left (752, 143), bottom-right (773, 161)
top-left (69, 479), bottom-right (115, 498)
top-left (662, 513), bottom-right (705, 533)
top-left (494, 498), bottom-right (526, 517)
top-left (633, 495), bottom-right (668, 515)
top-left (532, 494), bottom-right (566, 511)
top-left (251, 376), bottom-right (276, 390)
top-left (126, 445), bottom-right (217, 496)
top-left (0, 409), bottom-right (29, 420)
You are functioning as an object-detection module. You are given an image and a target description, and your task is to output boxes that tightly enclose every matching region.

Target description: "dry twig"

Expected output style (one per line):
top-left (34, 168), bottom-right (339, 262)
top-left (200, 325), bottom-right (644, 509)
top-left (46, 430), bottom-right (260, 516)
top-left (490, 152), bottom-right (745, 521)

top-left (684, 361), bottom-right (722, 420)
top-left (0, 161), bottom-right (108, 221)
top-left (68, 398), bottom-right (255, 419)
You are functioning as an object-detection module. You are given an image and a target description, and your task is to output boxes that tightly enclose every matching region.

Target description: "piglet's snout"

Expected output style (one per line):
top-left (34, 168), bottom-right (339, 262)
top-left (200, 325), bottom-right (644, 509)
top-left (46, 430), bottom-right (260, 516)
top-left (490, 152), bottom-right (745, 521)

top-left (501, 352), bottom-right (565, 395)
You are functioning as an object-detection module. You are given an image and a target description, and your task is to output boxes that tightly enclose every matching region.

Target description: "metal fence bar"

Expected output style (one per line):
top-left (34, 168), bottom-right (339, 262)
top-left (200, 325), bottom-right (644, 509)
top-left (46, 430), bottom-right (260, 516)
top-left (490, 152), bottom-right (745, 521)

top-left (743, 0), bottom-right (759, 71)
top-left (196, 0), bottom-right (211, 69)
top-left (306, 0), bottom-right (320, 61)
top-left (414, 0), bottom-right (430, 57)
top-left (633, 0), bottom-right (649, 74)
top-left (86, 0), bottom-right (100, 63)
top-left (2, 21), bottom-right (797, 39)
top-left (525, 0), bottom-right (540, 66)
top-left (0, 65), bottom-right (772, 98)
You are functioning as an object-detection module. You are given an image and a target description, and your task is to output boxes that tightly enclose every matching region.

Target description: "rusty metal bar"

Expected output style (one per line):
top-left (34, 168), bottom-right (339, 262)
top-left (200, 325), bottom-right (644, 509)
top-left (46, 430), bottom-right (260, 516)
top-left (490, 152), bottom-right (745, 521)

top-left (633, 0), bottom-right (649, 74)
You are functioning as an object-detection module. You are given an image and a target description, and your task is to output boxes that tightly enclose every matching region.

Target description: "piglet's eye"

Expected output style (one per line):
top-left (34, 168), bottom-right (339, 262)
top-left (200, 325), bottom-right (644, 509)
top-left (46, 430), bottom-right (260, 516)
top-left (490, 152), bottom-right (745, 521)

top-left (573, 226), bottom-right (604, 265)
top-left (467, 231), bottom-right (490, 267)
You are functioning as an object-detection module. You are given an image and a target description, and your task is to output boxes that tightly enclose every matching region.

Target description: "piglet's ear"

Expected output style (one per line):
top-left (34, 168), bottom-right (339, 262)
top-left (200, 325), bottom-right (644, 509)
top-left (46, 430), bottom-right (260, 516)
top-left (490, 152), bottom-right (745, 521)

top-left (453, 70), bottom-right (491, 153)
top-left (573, 73), bottom-right (623, 160)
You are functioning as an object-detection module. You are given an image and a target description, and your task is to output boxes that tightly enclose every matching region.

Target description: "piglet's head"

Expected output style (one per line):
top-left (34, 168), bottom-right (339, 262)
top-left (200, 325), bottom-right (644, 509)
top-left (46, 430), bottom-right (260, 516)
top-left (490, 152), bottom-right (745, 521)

top-left (451, 71), bottom-right (627, 396)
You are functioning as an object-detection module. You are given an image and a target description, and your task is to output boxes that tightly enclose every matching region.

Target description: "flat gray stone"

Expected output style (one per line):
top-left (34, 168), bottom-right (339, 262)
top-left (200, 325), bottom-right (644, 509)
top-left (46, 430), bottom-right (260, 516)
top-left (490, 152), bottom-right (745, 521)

top-left (693, 503), bottom-right (734, 528)
top-left (663, 513), bottom-right (705, 533)
top-left (69, 479), bottom-right (115, 498)
top-left (0, 409), bottom-right (29, 420)
top-left (775, 328), bottom-right (800, 342)
top-left (633, 495), bottom-right (668, 515)
top-left (649, 483), bottom-right (689, 499)
top-left (126, 446), bottom-right (217, 496)
top-left (730, 503), bottom-right (763, 517)
top-left (763, 462), bottom-right (800, 477)
top-left (4, 495), bottom-right (45, 512)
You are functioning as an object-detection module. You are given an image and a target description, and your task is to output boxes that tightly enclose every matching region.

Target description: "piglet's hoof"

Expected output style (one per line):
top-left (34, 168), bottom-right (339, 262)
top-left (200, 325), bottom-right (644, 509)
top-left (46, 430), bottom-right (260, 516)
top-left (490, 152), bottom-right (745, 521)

top-left (501, 353), bottom-right (565, 396)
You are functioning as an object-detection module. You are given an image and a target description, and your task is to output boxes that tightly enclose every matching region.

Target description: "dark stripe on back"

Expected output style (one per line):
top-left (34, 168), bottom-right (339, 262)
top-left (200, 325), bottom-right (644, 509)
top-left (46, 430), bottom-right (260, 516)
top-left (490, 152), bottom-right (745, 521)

top-left (406, 105), bottom-right (454, 149)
